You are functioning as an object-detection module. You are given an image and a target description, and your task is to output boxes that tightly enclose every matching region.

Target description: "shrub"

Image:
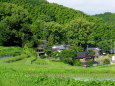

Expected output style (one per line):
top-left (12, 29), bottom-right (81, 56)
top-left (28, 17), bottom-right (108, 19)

top-left (96, 55), bottom-right (111, 64)
top-left (57, 46), bottom-right (83, 65)
top-left (43, 46), bottom-right (52, 56)
top-left (103, 58), bottom-right (110, 65)
top-left (87, 61), bottom-right (93, 66)
top-left (73, 59), bottom-right (82, 66)
top-left (23, 48), bottom-right (37, 57)
top-left (50, 51), bottom-right (59, 58)
top-left (58, 49), bottom-right (76, 65)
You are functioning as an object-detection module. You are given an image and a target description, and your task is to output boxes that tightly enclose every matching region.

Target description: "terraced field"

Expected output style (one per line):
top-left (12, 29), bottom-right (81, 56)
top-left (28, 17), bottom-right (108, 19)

top-left (0, 46), bottom-right (115, 86)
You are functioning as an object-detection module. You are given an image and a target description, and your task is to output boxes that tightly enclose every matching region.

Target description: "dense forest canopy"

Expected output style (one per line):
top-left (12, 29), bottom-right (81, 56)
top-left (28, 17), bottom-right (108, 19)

top-left (0, 0), bottom-right (115, 52)
top-left (95, 12), bottom-right (115, 51)
top-left (0, 2), bottom-right (32, 46)
top-left (95, 12), bottom-right (115, 25)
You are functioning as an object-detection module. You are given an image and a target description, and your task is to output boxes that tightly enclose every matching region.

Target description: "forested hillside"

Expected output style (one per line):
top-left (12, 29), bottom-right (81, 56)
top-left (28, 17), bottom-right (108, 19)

top-left (95, 12), bottom-right (115, 51)
top-left (95, 12), bottom-right (115, 25)
top-left (0, 0), bottom-right (115, 52)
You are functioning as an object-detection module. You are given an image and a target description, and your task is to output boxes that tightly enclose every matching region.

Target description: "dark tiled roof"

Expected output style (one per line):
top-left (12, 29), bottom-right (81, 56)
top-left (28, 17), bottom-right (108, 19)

top-left (77, 51), bottom-right (95, 59)
top-left (77, 51), bottom-right (89, 58)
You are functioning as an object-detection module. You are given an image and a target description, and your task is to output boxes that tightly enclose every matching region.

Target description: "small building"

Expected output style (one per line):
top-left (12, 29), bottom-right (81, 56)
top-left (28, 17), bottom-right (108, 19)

top-left (52, 45), bottom-right (70, 52)
top-left (77, 51), bottom-right (95, 67)
top-left (77, 51), bottom-right (95, 61)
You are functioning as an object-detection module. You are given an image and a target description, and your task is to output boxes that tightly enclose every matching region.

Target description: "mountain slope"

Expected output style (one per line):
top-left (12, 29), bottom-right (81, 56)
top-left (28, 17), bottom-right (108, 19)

top-left (0, 0), bottom-right (88, 24)
top-left (95, 12), bottom-right (115, 25)
top-left (0, 0), bottom-right (114, 51)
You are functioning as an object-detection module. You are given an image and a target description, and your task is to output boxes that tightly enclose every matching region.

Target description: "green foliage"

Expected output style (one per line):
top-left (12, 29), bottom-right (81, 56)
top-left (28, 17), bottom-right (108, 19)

top-left (88, 50), bottom-right (95, 55)
top-left (87, 61), bottom-right (93, 66)
top-left (64, 18), bottom-right (95, 48)
top-left (50, 51), bottom-right (59, 58)
top-left (103, 58), bottom-right (110, 65)
top-left (0, 2), bottom-right (32, 47)
top-left (31, 21), bottom-right (65, 46)
top-left (73, 59), bottom-right (82, 66)
top-left (95, 12), bottom-right (115, 25)
top-left (1, 47), bottom-right (115, 86)
top-left (43, 46), bottom-right (52, 56)
top-left (0, 46), bottom-right (37, 63)
top-left (59, 49), bottom-right (76, 65)
top-left (95, 12), bottom-right (115, 52)
top-left (96, 55), bottom-right (111, 64)
top-left (40, 55), bottom-right (47, 59)
top-left (0, 46), bottom-right (22, 56)
top-left (1, 63), bottom-right (115, 86)
top-left (22, 48), bottom-right (37, 57)
top-left (4, 54), bottom-right (28, 63)
top-left (43, 22), bottom-right (65, 46)
top-left (0, 0), bottom-right (114, 52)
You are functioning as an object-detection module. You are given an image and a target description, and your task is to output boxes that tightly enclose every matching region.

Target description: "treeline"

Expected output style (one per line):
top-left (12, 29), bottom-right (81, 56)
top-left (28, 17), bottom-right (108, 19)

top-left (0, 0), bottom-right (115, 52)
top-left (95, 12), bottom-right (115, 25)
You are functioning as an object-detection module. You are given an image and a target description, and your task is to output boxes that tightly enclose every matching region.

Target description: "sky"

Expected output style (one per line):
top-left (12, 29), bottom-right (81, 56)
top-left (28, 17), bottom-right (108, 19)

top-left (47, 0), bottom-right (115, 15)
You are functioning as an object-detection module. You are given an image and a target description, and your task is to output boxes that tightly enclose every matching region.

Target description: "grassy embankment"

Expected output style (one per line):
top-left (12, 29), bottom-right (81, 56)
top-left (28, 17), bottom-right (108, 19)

top-left (0, 46), bottom-right (115, 86)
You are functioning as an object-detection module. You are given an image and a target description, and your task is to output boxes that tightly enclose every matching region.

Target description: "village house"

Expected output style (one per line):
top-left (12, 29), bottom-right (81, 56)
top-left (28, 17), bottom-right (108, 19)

top-left (77, 51), bottom-right (95, 61)
top-left (77, 51), bottom-right (96, 67)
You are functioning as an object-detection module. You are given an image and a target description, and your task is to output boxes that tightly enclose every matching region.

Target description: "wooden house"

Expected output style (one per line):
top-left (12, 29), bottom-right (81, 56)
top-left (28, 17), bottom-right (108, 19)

top-left (77, 51), bottom-right (95, 61)
top-left (77, 51), bottom-right (95, 67)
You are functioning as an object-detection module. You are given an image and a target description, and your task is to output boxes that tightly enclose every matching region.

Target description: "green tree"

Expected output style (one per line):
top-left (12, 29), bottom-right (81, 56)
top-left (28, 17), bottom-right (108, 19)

top-left (64, 18), bottom-right (95, 49)
top-left (44, 22), bottom-right (65, 46)
top-left (0, 2), bottom-right (32, 47)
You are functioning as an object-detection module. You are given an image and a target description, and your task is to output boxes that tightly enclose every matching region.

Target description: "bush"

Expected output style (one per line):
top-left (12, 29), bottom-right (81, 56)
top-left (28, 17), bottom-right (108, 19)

top-left (87, 61), bottom-right (93, 66)
top-left (44, 46), bottom-right (52, 56)
top-left (96, 55), bottom-right (111, 64)
top-left (58, 49), bottom-right (76, 65)
top-left (73, 59), bottom-right (82, 66)
top-left (103, 58), bottom-right (110, 65)
top-left (23, 48), bottom-right (37, 57)
top-left (50, 51), bottom-right (59, 58)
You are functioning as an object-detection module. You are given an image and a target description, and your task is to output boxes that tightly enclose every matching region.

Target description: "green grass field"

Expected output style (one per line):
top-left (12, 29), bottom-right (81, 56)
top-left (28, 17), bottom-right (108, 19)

top-left (0, 46), bottom-right (115, 86)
